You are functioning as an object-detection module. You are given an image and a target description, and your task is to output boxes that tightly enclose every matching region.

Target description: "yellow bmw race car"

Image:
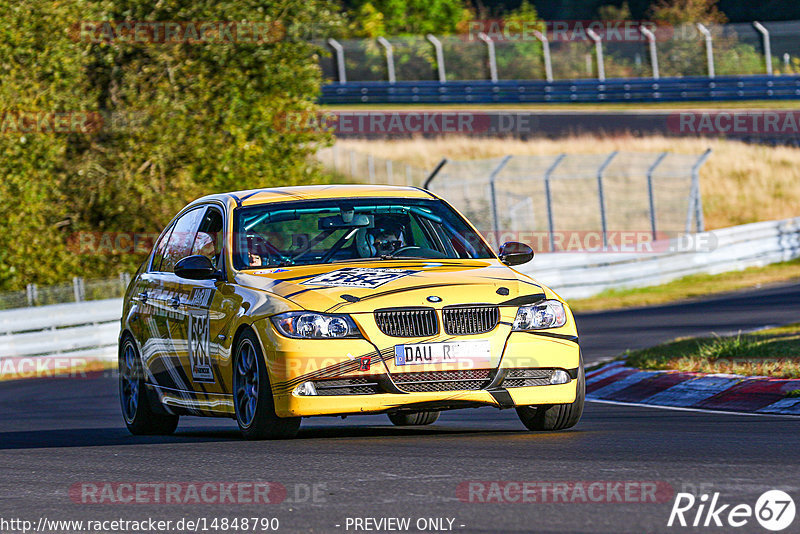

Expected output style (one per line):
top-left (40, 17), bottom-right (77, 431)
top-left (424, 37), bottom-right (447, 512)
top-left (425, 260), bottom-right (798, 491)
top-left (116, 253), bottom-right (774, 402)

top-left (119, 185), bottom-right (584, 439)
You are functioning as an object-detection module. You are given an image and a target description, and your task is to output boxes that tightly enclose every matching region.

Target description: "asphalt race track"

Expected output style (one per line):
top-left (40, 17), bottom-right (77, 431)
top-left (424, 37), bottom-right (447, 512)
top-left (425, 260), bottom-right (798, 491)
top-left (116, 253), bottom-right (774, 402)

top-left (1, 282), bottom-right (799, 533)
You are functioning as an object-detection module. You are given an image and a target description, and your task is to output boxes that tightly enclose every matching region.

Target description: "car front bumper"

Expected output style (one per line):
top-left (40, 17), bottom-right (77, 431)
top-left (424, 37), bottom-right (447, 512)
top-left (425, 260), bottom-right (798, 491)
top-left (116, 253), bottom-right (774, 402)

top-left (253, 315), bottom-right (581, 418)
top-left (273, 380), bottom-right (578, 418)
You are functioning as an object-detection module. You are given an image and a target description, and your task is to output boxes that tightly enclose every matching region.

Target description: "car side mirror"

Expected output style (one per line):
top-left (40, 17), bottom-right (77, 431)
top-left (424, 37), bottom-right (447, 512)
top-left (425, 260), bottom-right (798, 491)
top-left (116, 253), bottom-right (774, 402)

top-left (499, 242), bottom-right (534, 266)
top-left (174, 255), bottom-right (223, 281)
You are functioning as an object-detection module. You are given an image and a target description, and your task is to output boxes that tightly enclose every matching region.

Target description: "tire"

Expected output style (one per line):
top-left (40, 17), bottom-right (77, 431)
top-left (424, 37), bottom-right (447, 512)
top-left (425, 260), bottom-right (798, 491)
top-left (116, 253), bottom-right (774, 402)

top-left (388, 411), bottom-right (440, 426)
top-left (233, 329), bottom-right (300, 440)
top-left (515, 357), bottom-right (585, 432)
top-left (119, 336), bottom-right (179, 435)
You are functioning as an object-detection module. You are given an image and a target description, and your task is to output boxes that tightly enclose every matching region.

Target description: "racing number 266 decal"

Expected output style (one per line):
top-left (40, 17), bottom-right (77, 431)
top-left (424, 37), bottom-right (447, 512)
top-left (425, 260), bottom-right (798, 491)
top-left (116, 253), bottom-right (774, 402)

top-left (188, 311), bottom-right (214, 382)
top-left (303, 267), bottom-right (415, 289)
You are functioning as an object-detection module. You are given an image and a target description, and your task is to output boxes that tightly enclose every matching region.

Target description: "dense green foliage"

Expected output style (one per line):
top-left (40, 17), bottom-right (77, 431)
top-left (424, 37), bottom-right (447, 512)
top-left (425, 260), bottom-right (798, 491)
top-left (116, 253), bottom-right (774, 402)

top-left (347, 0), bottom-right (471, 36)
top-left (0, 0), bottom-right (338, 290)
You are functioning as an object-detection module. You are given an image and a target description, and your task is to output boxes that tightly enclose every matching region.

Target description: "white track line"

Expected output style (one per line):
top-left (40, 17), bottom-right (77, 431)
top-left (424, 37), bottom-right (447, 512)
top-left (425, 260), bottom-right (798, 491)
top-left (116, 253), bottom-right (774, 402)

top-left (587, 398), bottom-right (800, 419)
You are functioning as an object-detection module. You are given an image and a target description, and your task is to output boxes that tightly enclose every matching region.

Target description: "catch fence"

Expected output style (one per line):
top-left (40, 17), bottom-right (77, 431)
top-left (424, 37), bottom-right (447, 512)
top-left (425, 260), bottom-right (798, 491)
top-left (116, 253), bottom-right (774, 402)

top-left (317, 147), bottom-right (712, 251)
top-left (319, 21), bottom-right (800, 84)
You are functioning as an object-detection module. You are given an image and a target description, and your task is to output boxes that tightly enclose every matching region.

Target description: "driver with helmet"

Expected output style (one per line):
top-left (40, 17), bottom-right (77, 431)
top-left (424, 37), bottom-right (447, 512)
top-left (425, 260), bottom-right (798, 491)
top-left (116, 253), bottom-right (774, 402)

top-left (356, 216), bottom-right (407, 258)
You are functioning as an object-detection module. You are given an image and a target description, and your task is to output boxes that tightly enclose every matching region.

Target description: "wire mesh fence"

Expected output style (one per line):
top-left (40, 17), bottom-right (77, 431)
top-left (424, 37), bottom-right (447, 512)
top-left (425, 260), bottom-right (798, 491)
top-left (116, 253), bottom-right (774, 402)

top-left (319, 20), bottom-right (800, 83)
top-left (316, 146), bottom-right (431, 186)
top-left (0, 274), bottom-right (131, 310)
top-left (318, 146), bottom-right (711, 252)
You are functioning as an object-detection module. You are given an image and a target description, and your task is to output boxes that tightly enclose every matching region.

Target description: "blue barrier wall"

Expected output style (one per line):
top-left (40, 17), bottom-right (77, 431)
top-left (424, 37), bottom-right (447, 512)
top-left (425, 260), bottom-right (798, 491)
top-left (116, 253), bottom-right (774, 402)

top-left (320, 75), bottom-right (800, 104)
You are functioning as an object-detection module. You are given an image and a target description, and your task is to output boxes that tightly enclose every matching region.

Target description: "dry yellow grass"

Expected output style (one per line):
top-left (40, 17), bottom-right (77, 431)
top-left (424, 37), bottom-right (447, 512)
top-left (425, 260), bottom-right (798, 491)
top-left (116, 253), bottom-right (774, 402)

top-left (334, 136), bottom-right (800, 230)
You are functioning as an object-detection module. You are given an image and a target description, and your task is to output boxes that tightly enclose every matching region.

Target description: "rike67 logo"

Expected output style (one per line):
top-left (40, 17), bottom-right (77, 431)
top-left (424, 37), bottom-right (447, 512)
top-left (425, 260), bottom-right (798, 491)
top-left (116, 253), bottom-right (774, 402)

top-left (668, 490), bottom-right (795, 531)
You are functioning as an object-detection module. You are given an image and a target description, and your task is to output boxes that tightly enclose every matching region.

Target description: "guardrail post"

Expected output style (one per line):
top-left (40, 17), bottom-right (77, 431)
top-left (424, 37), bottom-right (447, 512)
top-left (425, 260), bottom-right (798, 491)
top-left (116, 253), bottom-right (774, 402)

top-left (587, 28), bottom-right (605, 81)
top-left (386, 159), bottom-right (393, 184)
top-left (327, 38), bottom-right (347, 84)
top-left (596, 151), bottom-right (618, 249)
top-left (377, 37), bottom-right (396, 83)
top-left (478, 32), bottom-right (498, 82)
top-left (531, 30), bottom-right (553, 82)
top-left (753, 22), bottom-right (773, 75)
top-left (26, 283), bottom-right (36, 306)
top-left (119, 272), bottom-right (131, 292)
top-left (426, 34), bottom-right (447, 82)
top-left (422, 158), bottom-right (448, 189)
top-left (646, 152), bottom-right (669, 241)
top-left (488, 156), bottom-right (513, 241)
top-left (696, 23), bottom-right (715, 78)
top-left (543, 154), bottom-right (566, 252)
top-left (640, 24), bottom-right (659, 79)
top-left (73, 277), bottom-right (82, 302)
top-left (692, 149), bottom-right (712, 233)
top-left (367, 154), bottom-right (376, 183)
top-left (332, 144), bottom-right (339, 171)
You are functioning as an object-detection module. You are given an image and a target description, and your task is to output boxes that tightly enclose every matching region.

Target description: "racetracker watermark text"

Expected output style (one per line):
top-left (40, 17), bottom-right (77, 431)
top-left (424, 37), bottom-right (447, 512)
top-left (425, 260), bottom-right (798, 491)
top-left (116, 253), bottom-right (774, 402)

top-left (73, 21), bottom-right (284, 44)
top-left (67, 230), bottom-right (718, 256)
top-left (669, 111), bottom-right (800, 137)
top-left (458, 481), bottom-right (675, 503)
top-left (70, 482), bottom-right (327, 504)
top-left (463, 20), bottom-right (673, 42)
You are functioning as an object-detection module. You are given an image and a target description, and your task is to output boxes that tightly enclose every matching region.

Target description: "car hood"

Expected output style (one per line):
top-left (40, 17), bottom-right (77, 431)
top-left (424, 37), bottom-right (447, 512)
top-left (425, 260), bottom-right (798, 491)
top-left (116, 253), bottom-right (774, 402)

top-left (235, 259), bottom-right (546, 313)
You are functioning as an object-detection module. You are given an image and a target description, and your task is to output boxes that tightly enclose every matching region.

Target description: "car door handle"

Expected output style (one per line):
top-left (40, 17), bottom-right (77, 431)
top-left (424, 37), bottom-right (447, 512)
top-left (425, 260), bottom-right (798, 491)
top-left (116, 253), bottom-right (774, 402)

top-left (137, 292), bottom-right (148, 303)
top-left (169, 297), bottom-right (181, 309)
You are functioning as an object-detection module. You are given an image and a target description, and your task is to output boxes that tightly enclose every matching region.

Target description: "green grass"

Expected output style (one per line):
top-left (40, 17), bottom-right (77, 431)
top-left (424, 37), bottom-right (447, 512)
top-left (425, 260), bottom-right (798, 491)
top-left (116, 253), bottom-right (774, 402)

top-left (623, 324), bottom-right (800, 378)
top-left (569, 257), bottom-right (800, 313)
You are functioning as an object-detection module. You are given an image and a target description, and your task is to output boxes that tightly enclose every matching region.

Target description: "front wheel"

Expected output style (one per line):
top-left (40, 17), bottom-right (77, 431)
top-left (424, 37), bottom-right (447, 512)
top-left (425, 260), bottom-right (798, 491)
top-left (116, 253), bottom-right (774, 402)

top-left (388, 411), bottom-right (440, 426)
top-left (516, 358), bottom-right (585, 431)
top-left (119, 336), bottom-right (179, 435)
top-left (233, 330), bottom-right (301, 440)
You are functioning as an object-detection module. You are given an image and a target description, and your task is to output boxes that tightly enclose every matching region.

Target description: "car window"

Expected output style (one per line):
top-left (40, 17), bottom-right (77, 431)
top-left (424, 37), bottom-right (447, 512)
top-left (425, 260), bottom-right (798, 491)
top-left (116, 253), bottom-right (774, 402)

top-left (233, 198), bottom-right (494, 269)
top-left (150, 226), bottom-right (174, 273)
top-left (192, 207), bottom-right (224, 267)
top-left (160, 208), bottom-right (206, 273)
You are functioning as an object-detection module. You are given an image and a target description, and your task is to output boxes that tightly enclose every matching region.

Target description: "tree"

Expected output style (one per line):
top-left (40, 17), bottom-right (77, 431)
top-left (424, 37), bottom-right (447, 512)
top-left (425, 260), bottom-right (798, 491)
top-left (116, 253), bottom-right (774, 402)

top-left (649, 0), bottom-right (727, 25)
top-left (0, 0), bottom-right (340, 291)
top-left (348, 0), bottom-right (472, 36)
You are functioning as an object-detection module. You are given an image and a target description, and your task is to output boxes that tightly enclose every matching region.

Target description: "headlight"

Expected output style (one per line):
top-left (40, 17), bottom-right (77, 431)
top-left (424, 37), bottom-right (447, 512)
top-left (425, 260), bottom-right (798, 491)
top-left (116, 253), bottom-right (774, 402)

top-left (271, 312), bottom-right (362, 339)
top-left (512, 300), bottom-right (567, 330)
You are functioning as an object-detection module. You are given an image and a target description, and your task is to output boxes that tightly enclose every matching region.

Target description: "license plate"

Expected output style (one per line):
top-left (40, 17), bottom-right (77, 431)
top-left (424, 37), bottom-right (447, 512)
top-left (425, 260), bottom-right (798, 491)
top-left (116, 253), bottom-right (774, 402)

top-left (394, 340), bottom-right (491, 366)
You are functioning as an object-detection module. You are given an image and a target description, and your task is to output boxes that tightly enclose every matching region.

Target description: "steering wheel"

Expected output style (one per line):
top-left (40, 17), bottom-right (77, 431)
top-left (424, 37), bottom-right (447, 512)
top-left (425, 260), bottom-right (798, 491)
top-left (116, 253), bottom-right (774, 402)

top-left (386, 246), bottom-right (422, 257)
top-left (246, 233), bottom-right (292, 265)
top-left (387, 245), bottom-right (450, 259)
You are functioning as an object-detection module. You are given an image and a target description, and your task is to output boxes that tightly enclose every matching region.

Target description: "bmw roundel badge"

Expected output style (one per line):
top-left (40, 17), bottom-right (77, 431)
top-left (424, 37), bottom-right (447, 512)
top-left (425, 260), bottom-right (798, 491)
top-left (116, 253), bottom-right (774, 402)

top-left (427, 296), bottom-right (442, 303)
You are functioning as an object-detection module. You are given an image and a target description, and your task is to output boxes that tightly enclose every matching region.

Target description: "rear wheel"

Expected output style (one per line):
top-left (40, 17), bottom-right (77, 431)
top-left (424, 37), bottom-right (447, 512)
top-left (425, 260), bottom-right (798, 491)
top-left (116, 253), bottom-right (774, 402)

top-left (388, 411), bottom-right (440, 426)
top-left (516, 358), bottom-right (585, 431)
top-left (233, 330), bottom-right (300, 440)
top-left (119, 336), bottom-right (179, 435)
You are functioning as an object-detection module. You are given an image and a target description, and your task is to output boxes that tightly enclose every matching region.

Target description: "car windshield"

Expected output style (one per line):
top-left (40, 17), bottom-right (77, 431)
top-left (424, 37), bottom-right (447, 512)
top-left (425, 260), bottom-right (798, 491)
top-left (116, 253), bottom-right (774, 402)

top-left (233, 197), bottom-right (495, 269)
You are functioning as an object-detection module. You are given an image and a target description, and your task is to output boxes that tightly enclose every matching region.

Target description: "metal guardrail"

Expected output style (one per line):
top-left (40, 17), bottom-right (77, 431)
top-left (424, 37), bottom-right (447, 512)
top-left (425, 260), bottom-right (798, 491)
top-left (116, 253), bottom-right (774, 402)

top-left (523, 216), bottom-right (800, 299)
top-left (0, 299), bottom-right (121, 362)
top-left (320, 75), bottom-right (800, 104)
